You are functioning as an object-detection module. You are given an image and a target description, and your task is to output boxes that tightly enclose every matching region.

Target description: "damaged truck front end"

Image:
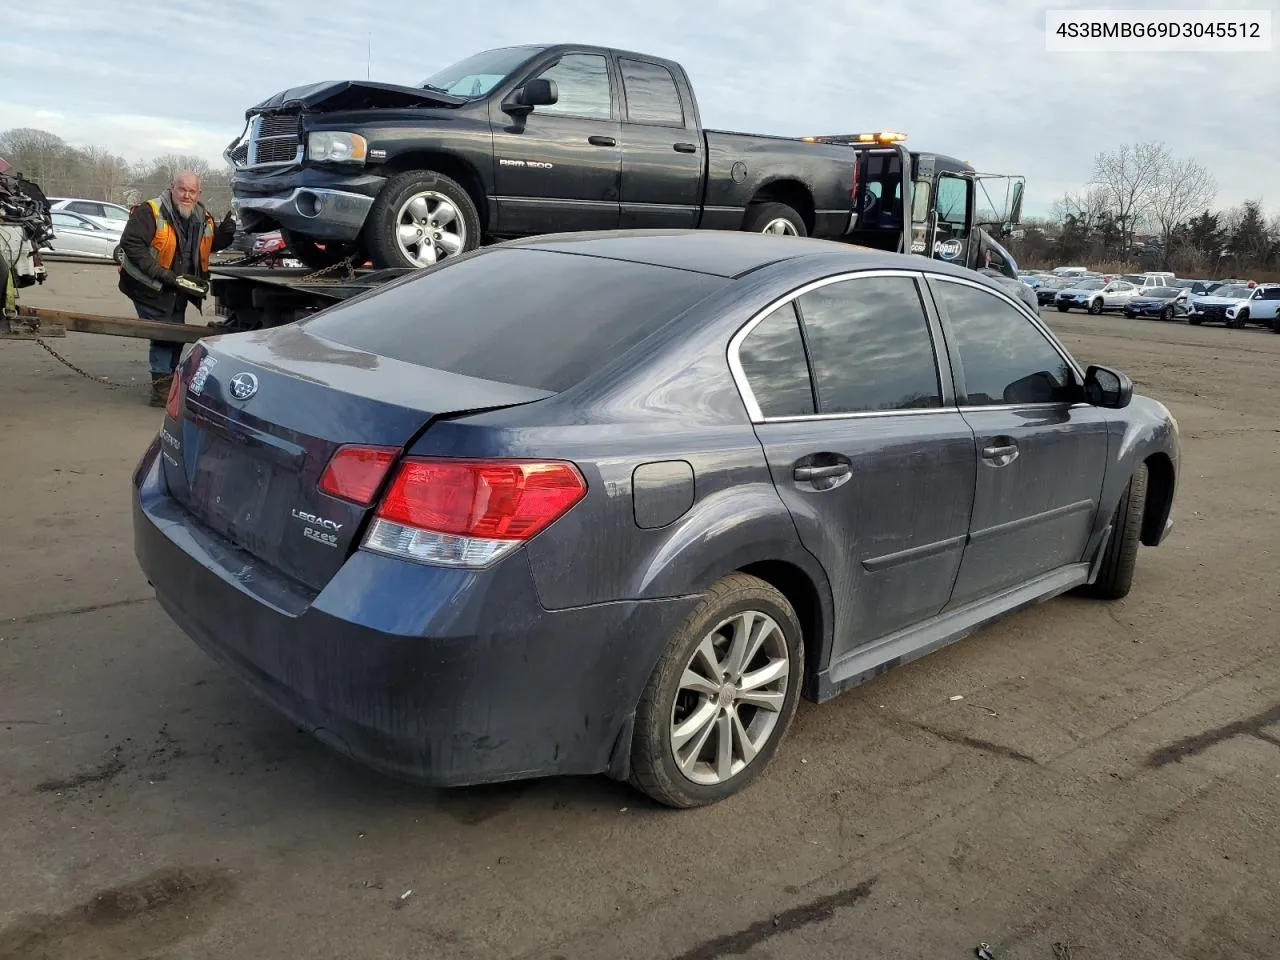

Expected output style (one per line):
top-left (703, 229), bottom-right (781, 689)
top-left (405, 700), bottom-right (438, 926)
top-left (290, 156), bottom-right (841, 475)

top-left (225, 80), bottom-right (467, 246)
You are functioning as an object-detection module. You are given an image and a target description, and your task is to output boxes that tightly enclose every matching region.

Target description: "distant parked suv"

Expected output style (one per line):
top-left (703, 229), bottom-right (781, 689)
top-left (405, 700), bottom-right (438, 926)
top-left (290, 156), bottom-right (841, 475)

top-left (1056, 277), bottom-right (1139, 314)
top-left (1187, 282), bottom-right (1279, 329)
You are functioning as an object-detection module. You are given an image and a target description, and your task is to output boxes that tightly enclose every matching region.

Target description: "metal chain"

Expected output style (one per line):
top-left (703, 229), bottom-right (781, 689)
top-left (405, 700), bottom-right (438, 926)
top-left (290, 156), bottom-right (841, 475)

top-left (32, 336), bottom-right (152, 390)
top-left (296, 255), bottom-right (358, 284)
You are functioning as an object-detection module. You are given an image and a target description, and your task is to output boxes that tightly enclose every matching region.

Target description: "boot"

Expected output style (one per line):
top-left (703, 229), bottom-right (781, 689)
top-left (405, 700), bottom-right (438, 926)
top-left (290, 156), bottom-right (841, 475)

top-left (150, 372), bottom-right (172, 408)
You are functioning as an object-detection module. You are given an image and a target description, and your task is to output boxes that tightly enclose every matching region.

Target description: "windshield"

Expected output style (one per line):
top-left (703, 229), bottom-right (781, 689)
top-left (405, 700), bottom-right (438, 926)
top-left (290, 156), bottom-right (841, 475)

top-left (1213, 285), bottom-right (1251, 299)
top-left (1074, 279), bottom-right (1105, 290)
top-left (419, 45), bottom-right (544, 97)
top-left (1122, 275), bottom-right (1145, 284)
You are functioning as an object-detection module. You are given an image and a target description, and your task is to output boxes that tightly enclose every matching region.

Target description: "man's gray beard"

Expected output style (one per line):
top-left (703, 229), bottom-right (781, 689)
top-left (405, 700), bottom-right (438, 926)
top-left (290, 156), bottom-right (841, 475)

top-left (175, 202), bottom-right (197, 217)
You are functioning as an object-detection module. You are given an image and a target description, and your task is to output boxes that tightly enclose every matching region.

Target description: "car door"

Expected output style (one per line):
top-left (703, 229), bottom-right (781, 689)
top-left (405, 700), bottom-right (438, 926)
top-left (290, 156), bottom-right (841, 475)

top-left (734, 270), bottom-right (978, 662)
top-left (616, 57), bottom-right (702, 229)
top-left (1103, 281), bottom-right (1133, 309)
top-left (1250, 286), bottom-right (1280, 322)
top-left (926, 275), bottom-right (1109, 607)
top-left (490, 51), bottom-right (621, 234)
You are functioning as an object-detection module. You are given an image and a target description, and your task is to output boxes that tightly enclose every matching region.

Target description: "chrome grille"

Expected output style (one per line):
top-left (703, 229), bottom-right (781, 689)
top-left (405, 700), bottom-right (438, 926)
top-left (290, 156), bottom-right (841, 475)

top-left (247, 112), bottom-right (301, 166)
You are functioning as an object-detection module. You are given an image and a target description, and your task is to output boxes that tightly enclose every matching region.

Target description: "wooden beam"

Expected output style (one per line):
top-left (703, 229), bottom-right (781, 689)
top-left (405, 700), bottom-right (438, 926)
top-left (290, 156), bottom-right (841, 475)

top-left (14, 306), bottom-right (216, 343)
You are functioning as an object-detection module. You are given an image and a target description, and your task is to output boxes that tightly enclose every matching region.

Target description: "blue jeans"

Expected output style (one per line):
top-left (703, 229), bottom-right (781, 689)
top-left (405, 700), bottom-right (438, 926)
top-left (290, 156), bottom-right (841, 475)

top-left (135, 300), bottom-right (187, 374)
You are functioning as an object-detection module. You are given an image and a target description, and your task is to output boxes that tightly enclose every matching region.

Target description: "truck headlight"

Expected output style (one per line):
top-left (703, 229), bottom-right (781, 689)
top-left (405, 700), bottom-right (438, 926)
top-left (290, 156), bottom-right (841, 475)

top-left (307, 132), bottom-right (368, 164)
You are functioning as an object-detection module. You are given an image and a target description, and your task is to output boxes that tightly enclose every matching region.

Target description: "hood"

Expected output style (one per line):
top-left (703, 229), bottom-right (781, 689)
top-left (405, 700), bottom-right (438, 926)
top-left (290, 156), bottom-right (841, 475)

top-left (1191, 294), bottom-right (1249, 307)
top-left (247, 80), bottom-right (468, 115)
top-left (1060, 286), bottom-right (1103, 295)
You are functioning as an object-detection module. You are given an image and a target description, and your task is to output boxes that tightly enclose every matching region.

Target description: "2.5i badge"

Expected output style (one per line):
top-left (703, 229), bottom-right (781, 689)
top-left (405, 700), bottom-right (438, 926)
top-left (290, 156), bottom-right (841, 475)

top-left (292, 508), bottom-right (342, 548)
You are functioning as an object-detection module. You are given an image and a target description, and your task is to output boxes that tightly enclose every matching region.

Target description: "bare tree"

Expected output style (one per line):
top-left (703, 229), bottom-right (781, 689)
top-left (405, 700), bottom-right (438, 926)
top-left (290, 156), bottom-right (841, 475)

top-left (1148, 155), bottom-right (1216, 257)
top-left (1091, 141), bottom-right (1169, 254)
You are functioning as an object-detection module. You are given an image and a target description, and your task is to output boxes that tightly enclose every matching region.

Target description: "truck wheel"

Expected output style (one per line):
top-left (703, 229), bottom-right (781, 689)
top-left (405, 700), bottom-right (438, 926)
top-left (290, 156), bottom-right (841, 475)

top-left (629, 573), bottom-right (804, 808)
top-left (742, 202), bottom-right (807, 237)
top-left (280, 230), bottom-right (360, 270)
top-left (1080, 465), bottom-right (1148, 601)
top-left (1088, 298), bottom-right (1104, 315)
top-left (364, 170), bottom-right (479, 269)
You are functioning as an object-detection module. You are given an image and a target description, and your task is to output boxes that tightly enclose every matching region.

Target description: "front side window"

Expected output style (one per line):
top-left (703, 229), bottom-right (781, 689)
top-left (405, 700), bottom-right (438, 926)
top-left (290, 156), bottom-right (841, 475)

top-left (796, 275), bottom-right (942, 414)
top-left (536, 54), bottom-right (612, 120)
top-left (620, 59), bottom-right (684, 125)
top-left (932, 279), bottom-right (1074, 406)
top-left (736, 303), bottom-right (815, 417)
top-left (935, 176), bottom-right (969, 228)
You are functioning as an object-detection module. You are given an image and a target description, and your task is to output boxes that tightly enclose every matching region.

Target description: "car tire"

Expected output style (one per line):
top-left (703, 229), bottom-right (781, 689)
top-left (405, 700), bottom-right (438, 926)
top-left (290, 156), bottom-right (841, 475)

top-left (742, 202), bottom-right (808, 237)
top-left (112, 244), bottom-right (124, 265)
top-left (363, 170), bottom-right (481, 270)
top-left (629, 573), bottom-right (804, 808)
top-left (1057, 304), bottom-right (1070, 312)
top-left (1088, 298), bottom-right (1104, 315)
top-left (281, 229), bottom-right (361, 270)
top-left (1230, 309), bottom-right (1248, 329)
top-left (1189, 315), bottom-right (1203, 325)
top-left (1081, 465), bottom-right (1147, 601)
top-left (1160, 306), bottom-right (1174, 321)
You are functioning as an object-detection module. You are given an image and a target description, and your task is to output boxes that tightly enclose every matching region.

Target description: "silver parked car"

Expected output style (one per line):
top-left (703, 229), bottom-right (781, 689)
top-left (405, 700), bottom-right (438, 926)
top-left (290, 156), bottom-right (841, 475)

top-left (43, 211), bottom-right (124, 262)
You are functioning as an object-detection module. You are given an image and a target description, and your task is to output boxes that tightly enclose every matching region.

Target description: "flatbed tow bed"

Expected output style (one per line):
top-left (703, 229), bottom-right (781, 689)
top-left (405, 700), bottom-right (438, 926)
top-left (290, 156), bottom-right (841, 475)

top-left (1, 261), bottom-right (412, 340)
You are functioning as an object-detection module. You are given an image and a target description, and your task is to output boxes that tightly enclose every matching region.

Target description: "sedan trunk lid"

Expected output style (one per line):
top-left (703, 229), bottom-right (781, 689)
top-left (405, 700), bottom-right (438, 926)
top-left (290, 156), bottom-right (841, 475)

top-left (161, 325), bottom-right (551, 593)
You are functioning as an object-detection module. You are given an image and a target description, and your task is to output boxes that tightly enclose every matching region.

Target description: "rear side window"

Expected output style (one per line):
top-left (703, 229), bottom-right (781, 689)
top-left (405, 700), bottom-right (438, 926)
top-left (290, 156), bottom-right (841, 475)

top-left (796, 275), bottom-right (942, 413)
top-left (736, 303), bottom-right (815, 417)
top-left (301, 249), bottom-right (726, 392)
top-left (620, 59), bottom-right (685, 125)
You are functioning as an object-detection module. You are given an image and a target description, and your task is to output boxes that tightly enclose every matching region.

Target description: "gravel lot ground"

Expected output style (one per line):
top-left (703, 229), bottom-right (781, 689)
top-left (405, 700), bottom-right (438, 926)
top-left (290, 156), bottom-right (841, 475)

top-left (2, 262), bottom-right (1278, 960)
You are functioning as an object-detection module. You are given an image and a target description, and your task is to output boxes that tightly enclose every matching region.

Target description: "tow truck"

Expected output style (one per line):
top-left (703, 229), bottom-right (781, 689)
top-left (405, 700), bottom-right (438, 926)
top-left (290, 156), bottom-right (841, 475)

top-left (4, 132), bottom-right (1029, 340)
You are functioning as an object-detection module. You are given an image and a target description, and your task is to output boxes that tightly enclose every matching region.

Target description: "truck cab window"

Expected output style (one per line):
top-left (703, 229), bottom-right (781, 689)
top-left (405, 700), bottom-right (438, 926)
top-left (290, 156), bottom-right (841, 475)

top-left (620, 59), bottom-right (684, 125)
top-left (536, 54), bottom-right (613, 120)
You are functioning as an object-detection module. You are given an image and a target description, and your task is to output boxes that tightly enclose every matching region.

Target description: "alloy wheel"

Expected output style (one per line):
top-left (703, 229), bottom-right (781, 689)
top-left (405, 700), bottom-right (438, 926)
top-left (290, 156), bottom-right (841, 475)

top-left (394, 191), bottom-right (467, 266)
top-left (668, 610), bottom-right (790, 786)
top-left (761, 218), bottom-right (799, 236)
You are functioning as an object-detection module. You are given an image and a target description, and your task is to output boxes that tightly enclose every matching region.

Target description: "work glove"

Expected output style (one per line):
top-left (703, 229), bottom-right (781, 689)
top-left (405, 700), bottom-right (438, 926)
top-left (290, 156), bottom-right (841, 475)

top-left (174, 274), bottom-right (211, 298)
top-left (221, 210), bottom-right (236, 229)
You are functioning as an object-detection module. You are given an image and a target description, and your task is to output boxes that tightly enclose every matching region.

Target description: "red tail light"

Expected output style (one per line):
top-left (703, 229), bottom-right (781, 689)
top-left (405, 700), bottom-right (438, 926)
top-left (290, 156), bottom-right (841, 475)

top-left (319, 445), bottom-right (398, 505)
top-left (365, 458), bottom-right (587, 568)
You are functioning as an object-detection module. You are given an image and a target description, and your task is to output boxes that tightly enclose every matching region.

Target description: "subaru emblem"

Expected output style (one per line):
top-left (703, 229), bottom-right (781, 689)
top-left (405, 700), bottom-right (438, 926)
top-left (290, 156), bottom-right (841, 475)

top-left (228, 372), bottom-right (258, 401)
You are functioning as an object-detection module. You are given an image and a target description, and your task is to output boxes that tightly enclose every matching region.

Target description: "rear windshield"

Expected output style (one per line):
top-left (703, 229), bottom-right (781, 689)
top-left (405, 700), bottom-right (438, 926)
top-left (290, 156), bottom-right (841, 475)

top-left (302, 248), bottom-right (728, 392)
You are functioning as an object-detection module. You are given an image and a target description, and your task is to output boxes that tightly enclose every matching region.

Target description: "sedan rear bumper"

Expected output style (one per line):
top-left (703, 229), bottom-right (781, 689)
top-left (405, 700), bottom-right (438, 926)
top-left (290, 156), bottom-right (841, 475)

top-left (132, 440), bottom-right (695, 787)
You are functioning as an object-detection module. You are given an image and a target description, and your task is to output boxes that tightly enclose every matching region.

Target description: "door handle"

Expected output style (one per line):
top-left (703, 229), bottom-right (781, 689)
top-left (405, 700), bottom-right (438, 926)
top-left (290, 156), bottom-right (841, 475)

top-left (587, 135), bottom-right (616, 147)
top-left (673, 142), bottom-right (697, 153)
top-left (794, 464), bottom-right (851, 482)
top-left (981, 442), bottom-right (1019, 464)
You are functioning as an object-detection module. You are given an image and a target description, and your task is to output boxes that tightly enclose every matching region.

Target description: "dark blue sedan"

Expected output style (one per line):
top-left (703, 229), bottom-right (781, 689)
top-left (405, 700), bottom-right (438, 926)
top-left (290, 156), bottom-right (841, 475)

top-left (133, 231), bottom-right (1180, 807)
top-left (1124, 286), bottom-right (1189, 320)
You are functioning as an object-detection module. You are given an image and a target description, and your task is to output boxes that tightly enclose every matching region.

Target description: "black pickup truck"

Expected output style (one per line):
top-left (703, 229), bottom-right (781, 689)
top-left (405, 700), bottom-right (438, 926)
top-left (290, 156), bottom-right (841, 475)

top-left (227, 44), bottom-right (859, 269)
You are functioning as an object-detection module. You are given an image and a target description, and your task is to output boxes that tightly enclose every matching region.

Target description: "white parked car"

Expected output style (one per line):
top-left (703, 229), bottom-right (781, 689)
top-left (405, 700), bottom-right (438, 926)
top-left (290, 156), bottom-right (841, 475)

top-left (47, 197), bottom-right (131, 231)
top-left (42, 210), bottom-right (124, 262)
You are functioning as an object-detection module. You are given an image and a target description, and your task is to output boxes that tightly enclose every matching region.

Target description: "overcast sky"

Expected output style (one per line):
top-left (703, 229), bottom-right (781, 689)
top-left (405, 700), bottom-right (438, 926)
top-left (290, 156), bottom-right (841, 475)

top-left (2, 0), bottom-right (1275, 217)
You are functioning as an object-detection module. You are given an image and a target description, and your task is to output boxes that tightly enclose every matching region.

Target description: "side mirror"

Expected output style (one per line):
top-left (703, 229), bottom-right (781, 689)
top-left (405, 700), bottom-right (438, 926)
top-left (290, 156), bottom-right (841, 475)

top-left (1083, 364), bottom-right (1132, 409)
top-left (504, 78), bottom-right (558, 113)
